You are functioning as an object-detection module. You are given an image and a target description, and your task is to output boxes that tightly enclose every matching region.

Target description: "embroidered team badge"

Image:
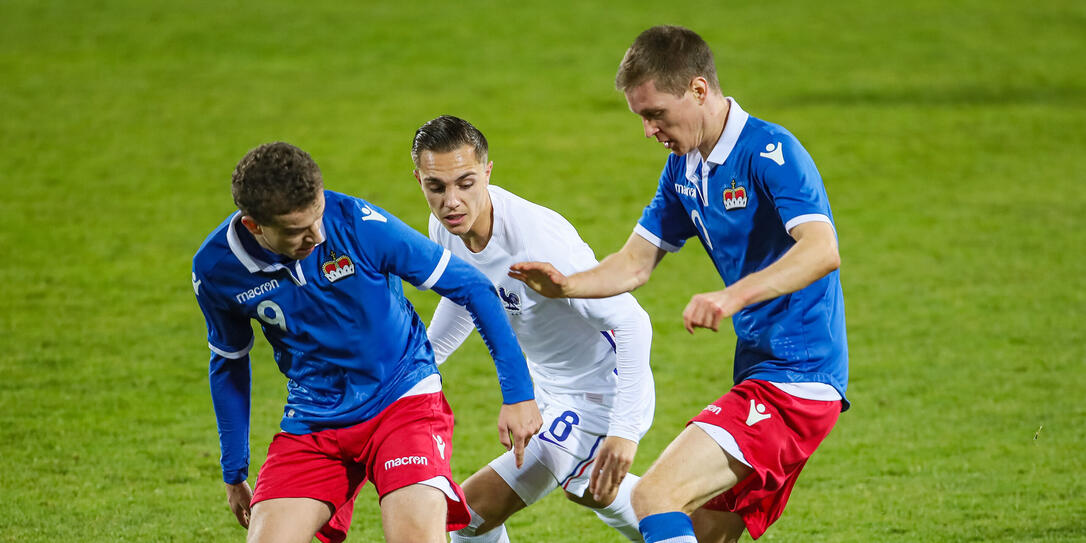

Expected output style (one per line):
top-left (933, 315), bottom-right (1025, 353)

top-left (498, 286), bottom-right (522, 314)
top-left (722, 180), bottom-right (748, 210)
top-left (322, 250), bottom-right (356, 282)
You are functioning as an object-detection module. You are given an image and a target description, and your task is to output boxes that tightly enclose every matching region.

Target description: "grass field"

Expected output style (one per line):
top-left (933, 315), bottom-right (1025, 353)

top-left (1, 0), bottom-right (1084, 541)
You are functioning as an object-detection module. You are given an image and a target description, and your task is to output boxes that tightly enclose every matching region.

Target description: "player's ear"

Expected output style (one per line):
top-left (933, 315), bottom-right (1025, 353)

top-left (413, 169), bottom-right (422, 185)
top-left (240, 216), bottom-right (262, 235)
top-left (484, 161), bottom-right (494, 181)
top-left (691, 77), bottom-right (708, 104)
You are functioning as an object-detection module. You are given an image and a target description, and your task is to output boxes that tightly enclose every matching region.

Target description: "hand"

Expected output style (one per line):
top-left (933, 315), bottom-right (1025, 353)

top-left (589, 436), bottom-right (638, 502)
top-left (508, 262), bottom-right (570, 298)
top-left (682, 289), bottom-right (744, 333)
top-left (225, 480), bottom-right (254, 528)
top-left (498, 399), bottom-right (543, 468)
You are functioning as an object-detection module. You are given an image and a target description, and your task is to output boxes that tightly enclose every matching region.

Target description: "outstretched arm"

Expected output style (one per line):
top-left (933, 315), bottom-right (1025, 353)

top-left (682, 221), bottom-right (840, 333)
top-left (427, 255), bottom-right (543, 467)
top-left (509, 232), bottom-right (666, 298)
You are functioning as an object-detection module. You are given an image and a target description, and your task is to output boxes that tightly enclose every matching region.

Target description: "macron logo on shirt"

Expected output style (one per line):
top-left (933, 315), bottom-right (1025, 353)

top-left (759, 142), bottom-right (785, 166)
top-left (360, 204), bottom-right (387, 222)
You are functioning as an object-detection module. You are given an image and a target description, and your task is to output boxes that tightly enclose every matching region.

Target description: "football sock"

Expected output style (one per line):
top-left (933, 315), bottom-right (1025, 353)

top-left (450, 525), bottom-right (509, 543)
top-left (593, 474), bottom-right (643, 541)
top-left (638, 511), bottom-right (697, 543)
top-left (452, 504), bottom-right (510, 543)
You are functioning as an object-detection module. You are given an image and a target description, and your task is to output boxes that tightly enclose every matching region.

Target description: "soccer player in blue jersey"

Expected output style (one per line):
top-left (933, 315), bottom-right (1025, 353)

top-left (192, 142), bottom-right (542, 543)
top-left (510, 25), bottom-right (848, 543)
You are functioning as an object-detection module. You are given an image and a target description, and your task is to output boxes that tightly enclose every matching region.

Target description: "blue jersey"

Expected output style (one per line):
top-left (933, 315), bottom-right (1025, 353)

top-left (193, 190), bottom-right (533, 483)
top-left (635, 99), bottom-right (848, 408)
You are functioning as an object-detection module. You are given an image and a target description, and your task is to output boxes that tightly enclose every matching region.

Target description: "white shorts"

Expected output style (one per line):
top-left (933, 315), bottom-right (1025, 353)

top-left (489, 391), bottom-right (612, 503)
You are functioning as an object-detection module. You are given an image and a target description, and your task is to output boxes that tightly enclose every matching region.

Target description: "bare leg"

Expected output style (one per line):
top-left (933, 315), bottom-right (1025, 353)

top-left (566, 474), bottom-right (643, 541)
top-left (380, 483), bottom-right (448, 543)
top-left (452, 465), bottom-right (527, 541)
top-left (631, 425), bottom-right (753, 517)
top-left (246, 497), bottom-right (333, 543)
top-left (692, 507), bottom-right (746, 543)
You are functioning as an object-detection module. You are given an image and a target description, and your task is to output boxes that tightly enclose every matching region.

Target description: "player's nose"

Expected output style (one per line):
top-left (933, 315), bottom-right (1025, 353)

top-left (305, 223), bottom-right (324, 245)
top-left (642, 118), bottom-right (658, 138)
top-left (444, 188), bottom-right (461, 208)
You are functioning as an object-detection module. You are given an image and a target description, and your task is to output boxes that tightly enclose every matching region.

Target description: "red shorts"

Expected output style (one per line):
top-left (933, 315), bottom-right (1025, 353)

top-left (251, 391), bottom-right (469, 543)
top-left (690, 379), bottom-right (841, 539)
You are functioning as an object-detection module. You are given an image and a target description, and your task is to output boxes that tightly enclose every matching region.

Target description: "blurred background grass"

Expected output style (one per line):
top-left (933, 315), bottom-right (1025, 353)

top-left (1, 0), bottom-right (1083, 541)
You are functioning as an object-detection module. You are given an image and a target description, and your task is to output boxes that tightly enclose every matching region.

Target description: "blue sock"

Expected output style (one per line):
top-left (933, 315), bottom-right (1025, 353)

top-left (639, 511), bottom-right (697, 543)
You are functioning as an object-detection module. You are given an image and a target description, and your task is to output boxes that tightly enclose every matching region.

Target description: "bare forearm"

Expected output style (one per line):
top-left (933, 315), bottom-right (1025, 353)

top-left (727, 223), bottom-right (840, 307)
top-left (565, 233), bottom-right (663, 298)
top-left (564, 254), bottom-right (644, 297)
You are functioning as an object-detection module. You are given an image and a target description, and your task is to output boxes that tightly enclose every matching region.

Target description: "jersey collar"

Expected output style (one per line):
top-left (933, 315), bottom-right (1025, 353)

top-left (683, 97), bottom-right (750, 205)
top-left (225, 212), bottom-right (322, 286)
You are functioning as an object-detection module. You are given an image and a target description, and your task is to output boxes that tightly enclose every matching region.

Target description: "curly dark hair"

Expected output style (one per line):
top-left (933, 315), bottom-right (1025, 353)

top-left (231, 142), bottom-right (323, 224)
top-left (615, 25), bottom-right (721, 97)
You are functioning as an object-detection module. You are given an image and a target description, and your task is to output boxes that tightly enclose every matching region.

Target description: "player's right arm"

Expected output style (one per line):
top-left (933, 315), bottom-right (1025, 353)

top-left (192, 265), bottom-right (255, 527)
top-left (511, 159), bottom-right (687, 299)
top-left (426, 297), bottom-right (475, 365)
top-left (209, 352), bottom-right (253, 527)
top-left (509, 230), bottom-right (666, 299)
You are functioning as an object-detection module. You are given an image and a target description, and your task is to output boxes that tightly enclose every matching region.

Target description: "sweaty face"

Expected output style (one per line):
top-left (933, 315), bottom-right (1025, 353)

top-left (415, 146), bottom-right (492, 238)
top-left (249, 192), bottom-right (326, 260)
top-left (625, 79), bottom-right (703, 156)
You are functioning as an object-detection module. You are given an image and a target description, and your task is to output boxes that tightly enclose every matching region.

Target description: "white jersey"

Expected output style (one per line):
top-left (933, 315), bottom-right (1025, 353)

top-left (427, 185), bottom-right (654, 441)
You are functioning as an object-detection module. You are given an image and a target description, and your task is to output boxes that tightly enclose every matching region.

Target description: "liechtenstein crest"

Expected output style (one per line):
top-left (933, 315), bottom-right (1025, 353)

top-left (722, 180), bottom-right (748, 211)
top-left (322, 250), bottom-right (355, 282)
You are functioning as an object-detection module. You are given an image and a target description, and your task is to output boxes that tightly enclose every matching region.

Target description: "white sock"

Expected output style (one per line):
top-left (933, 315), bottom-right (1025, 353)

top-left (594, 474), bottom-right (643, 541)
top-left (452, 504), bottom-right (511, 543)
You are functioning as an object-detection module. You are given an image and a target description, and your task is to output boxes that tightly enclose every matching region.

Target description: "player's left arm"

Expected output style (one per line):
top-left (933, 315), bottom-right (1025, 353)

top-left (357, 201), bottom-right (541, 465)
top-left (683, 133), bottom-right (841, 333)
top-left (682, 221), bottom-right (839, 332)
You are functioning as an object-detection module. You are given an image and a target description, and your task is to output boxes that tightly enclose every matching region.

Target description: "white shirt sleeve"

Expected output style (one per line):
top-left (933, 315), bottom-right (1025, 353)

top-left (427, 297), bottom-right (476, 366)
top-left (569, 293), bottom-right (655, 442)
top-left (542, 226), bottom-right (655, 442)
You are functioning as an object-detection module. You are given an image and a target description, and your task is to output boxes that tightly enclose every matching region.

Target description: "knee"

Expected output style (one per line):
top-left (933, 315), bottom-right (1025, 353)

top-left (630, 477), bottom-right (656, 519)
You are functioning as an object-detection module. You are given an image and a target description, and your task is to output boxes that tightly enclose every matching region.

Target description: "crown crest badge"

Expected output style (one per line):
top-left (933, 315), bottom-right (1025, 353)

top-left (722, 180), bottom-right (748, 210)
top-left (322, 250), bottom-right (355, 282)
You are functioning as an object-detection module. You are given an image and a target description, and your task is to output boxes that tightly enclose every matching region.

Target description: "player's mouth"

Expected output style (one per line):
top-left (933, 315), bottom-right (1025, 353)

top-left (295, 245), bottom-right (316, 259)
top-left (444, 213), bottom-right (467, 227)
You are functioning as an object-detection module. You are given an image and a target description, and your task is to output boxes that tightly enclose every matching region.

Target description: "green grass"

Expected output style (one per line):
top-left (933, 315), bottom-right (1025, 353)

top-left (1, 0), bottom-right (1084, 541)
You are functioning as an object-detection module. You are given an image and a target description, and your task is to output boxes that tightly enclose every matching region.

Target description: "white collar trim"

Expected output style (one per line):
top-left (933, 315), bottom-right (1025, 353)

top-left (225, 212), bottom-right (310, 286)
top-left (684, 97), bottom-right (750, 181)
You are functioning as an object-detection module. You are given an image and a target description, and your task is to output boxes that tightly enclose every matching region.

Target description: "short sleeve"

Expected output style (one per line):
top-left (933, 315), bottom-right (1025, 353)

top-left (755, 133), bottom-right (834, 233)
top-left (192, 268), bottom-right (254, 359)
top-left (636, 159), bottom-right (697, 252)
top-left (349, 200), bottom-right (452, 290)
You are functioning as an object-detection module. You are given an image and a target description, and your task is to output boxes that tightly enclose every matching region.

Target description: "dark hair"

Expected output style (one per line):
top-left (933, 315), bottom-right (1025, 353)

top-left (411, 115), bottom-right (489, 166)
top-left (615, 25), bottom-right (721, 96)
top-left (231, 142), bottom-right (323, 224)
